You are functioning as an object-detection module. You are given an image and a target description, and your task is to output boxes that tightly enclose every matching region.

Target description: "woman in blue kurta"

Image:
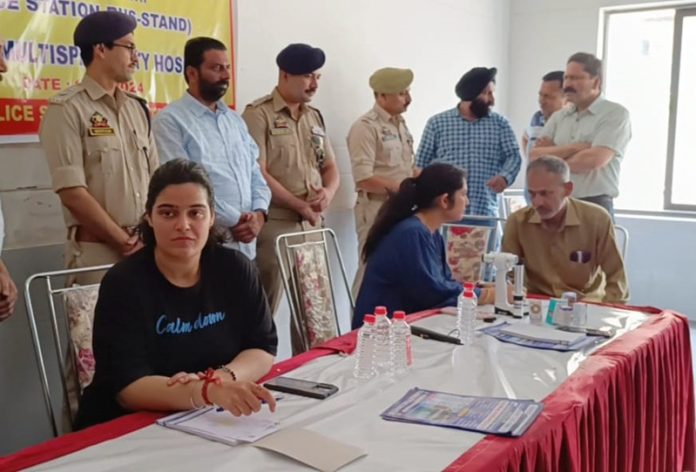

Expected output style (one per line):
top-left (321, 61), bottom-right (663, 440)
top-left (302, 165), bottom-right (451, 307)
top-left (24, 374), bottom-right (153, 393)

top-left (353, 163), bottom-right (496, 328)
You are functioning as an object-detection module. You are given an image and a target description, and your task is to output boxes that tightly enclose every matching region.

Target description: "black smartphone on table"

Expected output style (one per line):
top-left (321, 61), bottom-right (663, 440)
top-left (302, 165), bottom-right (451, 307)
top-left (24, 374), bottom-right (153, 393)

top-left (264, 376), bottom-right (339, 399)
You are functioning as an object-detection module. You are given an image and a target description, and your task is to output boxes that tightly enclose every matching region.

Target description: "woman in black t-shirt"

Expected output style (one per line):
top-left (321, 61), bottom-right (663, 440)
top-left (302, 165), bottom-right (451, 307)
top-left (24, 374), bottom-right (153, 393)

top-left (75, 159), bottom-right (278, 428)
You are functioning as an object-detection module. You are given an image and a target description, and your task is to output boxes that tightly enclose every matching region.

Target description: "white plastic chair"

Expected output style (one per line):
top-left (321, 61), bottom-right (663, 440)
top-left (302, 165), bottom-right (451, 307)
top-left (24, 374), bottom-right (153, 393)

top-left (614, 225), bottom-right (629, 260)
top-left (500, 189), bottom-right (528, 220)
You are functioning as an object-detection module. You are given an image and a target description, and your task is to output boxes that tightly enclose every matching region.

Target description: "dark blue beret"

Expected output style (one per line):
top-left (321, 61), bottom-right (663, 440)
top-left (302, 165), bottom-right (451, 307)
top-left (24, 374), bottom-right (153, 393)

top-left (276, 43), bottom-right (325, 75)
top-left (73, 11), bottom-right (137, 46)
top-left (455, 67), bottom-right (497, 101)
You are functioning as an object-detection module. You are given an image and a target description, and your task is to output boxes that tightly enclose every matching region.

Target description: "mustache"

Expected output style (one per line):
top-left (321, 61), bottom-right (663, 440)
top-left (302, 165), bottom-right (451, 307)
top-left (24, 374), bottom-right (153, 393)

top-left (563, 87), bottom-right (577, 94)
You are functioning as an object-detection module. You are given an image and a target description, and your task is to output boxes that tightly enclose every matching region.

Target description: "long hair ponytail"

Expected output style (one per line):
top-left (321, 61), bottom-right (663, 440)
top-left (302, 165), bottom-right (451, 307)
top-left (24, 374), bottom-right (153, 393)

top-left (362, 163), bottom-right (466, 261)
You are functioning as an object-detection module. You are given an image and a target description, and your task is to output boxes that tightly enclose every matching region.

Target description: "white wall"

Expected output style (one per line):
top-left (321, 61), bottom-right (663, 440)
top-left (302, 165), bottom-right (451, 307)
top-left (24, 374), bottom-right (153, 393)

top-left (235, 0), bottom-right (513, 359)
top-left (507, 0), bottom-right (696, 318)
top-left (236, 0), bottom-right (512, 212)
top-left (0, 0), bottom-right (513, 454)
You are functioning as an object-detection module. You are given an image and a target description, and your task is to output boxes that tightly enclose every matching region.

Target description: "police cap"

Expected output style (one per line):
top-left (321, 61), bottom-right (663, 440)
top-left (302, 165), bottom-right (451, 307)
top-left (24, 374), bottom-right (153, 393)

top-left (74, 11), bottom-right (137, 47)
top-left (276, 43), bottom-right (325, 75)
top-left (369, 67), bottom-right (414, 94)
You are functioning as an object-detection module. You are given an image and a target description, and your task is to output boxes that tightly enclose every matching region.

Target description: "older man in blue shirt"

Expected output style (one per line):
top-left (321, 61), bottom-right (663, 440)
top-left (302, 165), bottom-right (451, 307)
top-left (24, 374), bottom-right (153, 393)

top-left (154, 37), bottom-right (270, 260)
top-left (416, 67), bottom-right (521, 218)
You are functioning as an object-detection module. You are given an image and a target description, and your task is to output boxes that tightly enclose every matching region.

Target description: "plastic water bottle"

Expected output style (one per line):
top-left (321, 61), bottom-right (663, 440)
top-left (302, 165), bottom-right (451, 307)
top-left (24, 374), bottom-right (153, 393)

top-left (391, 311), bottom-right (412, 375)
top-left (353, 314), bottom-right (377, 379)
top-left (373, 306), bottom-right (393, 375)
top-left (456, 290), bottom-right (477, 345)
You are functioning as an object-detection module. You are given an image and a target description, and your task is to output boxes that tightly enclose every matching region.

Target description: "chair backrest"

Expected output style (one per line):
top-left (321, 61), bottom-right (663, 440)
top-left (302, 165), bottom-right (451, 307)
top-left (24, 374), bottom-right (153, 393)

top-left (64, 286), bottom-right (99, 392)
top-left (24, 264), bottom-right (112, 437)
top-left (443, 224), bottom-right (491, 283)
top-left (442, 215), bottom-right (506, 283)
top-left (275, 228), bottom-right (353, 353)
top-left (500, 189), bottom-right (528, 220)
top-left (614, 224), bottom-right (629, 260)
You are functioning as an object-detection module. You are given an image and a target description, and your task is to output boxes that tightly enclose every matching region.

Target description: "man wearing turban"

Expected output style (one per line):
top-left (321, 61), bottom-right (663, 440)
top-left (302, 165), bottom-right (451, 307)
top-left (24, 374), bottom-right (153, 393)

top-left (416, 67), bottom-right (521, 220)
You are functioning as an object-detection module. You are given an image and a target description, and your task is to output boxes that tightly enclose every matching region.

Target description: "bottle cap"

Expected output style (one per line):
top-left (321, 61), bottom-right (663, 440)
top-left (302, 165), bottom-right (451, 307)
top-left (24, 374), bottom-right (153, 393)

top-left (464, 289), bottom-right (475, 298)
top-left (364, 314), bottom-right (376, 324)
top-left (374, 306), bottom-right (388, 316)
top-left (393, 311), bottom-right (406, 320)
top-left (463, 281), bottom-right (475, 291)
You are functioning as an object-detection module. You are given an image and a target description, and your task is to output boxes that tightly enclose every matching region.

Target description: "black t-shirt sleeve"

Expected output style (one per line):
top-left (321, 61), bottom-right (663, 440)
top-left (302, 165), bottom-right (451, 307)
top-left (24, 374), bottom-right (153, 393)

top-left (229, 252), bottom-right (278, 356)
top-left (92, 266), bottom-right (154, 397)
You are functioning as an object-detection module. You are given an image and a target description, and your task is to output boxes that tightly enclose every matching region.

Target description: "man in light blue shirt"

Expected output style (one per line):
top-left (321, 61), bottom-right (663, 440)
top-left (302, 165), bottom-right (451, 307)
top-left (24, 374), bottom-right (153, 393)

top-left (0, 196), bottom-right (17, 321)
top-left (522, 70), bottom-right (565, 158)
top-left (154, 37), bottom-right (270, 260)
top-left (0, 44), bottom-right (17, 320)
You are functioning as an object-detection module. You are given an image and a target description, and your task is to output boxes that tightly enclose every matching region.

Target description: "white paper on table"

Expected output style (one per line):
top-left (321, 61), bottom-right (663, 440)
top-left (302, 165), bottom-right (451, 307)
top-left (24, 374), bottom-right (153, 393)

top-left (156, 407), bottom-right (279, 445)
top-left (253, 428), bottom-right (367, 472)
top-left (499, 323), bottom-right (585, 345)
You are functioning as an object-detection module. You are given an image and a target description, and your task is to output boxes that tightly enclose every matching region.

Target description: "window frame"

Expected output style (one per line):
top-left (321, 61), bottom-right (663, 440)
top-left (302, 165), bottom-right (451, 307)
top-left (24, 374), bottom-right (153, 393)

top-left (600, 2), bottom-right (696, 215)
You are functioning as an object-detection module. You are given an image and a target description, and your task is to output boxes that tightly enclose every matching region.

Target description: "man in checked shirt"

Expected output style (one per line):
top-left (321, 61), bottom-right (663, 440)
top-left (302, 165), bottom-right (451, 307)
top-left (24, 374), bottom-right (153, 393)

top-left (416, 67), bottom-right (521, 221)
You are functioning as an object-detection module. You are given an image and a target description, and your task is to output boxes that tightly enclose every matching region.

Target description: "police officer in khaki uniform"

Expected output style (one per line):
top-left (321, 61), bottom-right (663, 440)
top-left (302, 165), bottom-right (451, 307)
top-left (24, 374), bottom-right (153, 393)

top-left (347, 67), bottom-right (416, 296)
top-left (243, 43), bottom-right (340, 322)
top-left (40, 11), bottom-right (158, 285)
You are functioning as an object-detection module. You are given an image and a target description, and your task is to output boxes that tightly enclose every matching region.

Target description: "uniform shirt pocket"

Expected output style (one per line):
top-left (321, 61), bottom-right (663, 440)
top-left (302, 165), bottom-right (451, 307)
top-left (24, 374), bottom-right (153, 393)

top-left (268, 133), bottom-right (298, 173)
top-left (84, 136), bottom-right (121, 176)
top-left (382, 141), bottom-right (403, 166)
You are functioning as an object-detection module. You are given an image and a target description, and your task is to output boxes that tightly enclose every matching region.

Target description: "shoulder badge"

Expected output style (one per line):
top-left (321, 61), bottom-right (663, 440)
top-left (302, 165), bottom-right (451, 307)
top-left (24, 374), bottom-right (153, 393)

top-left (87, 111), bottom-right (116, 137)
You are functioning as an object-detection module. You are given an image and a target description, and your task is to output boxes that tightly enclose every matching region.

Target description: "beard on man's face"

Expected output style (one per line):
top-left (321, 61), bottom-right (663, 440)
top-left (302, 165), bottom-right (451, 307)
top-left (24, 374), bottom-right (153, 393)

top-left (199, 77), bottom-right (229, 102)
top-left (470, 97), bottom-right (491, 118)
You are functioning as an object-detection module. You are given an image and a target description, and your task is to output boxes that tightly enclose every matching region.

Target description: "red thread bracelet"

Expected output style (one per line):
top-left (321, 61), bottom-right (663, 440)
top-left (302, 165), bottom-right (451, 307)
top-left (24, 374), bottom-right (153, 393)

top-left (197, 368), bottom-right (222, 406)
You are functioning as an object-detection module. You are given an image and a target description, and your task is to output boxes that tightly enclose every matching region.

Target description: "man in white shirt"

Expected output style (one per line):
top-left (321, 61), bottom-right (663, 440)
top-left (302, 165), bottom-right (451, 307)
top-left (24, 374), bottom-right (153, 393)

top-left (530, 53), bottom-right (631, 218)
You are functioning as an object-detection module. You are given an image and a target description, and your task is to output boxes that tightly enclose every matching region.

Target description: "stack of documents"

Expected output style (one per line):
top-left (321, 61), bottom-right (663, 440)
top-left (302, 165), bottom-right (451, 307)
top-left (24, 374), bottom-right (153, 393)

top-left (499, 323), bottom-right (584, 345)
top-left (381, 388), bottom-right (543, 437)
top-left (482, 322), bottom-right (600, 351)
top-left (159, 409), bottom-right (367, 471)
top-left (157, 407), bottom-right (279, 445)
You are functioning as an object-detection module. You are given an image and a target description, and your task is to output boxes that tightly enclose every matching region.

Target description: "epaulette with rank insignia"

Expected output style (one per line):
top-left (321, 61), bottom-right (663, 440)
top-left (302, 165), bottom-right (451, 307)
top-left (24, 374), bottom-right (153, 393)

top-left (247, 94), bottom-right (273, 108)
top-left (308, 105), bottom-right (326, 129)
top-left (363, 109), bottom-right (379, 122)
top-left (124, 91), bottom-right (152, 135)
top-left (48, 84), bottom-right (84, 105)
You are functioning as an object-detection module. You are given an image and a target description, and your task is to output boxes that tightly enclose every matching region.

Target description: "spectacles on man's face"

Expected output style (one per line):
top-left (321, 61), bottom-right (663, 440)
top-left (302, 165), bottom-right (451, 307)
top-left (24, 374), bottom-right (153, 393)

top-left (111, 42), bottom-right (138, 55)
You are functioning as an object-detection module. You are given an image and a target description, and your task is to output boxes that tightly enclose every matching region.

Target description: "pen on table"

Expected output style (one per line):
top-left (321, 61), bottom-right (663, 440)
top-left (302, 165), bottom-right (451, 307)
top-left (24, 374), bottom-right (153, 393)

top-left (410, 325), bottom-right (462, 345)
